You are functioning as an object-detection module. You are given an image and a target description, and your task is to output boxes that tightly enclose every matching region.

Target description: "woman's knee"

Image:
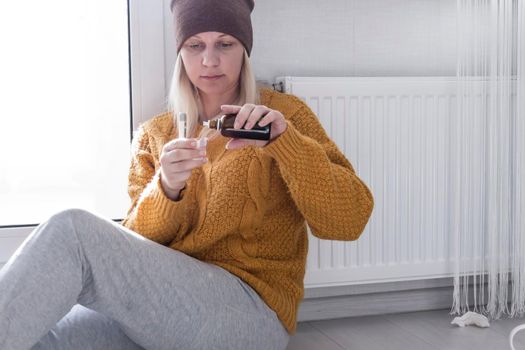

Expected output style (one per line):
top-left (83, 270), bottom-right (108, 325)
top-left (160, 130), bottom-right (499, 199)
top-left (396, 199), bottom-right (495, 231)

top-left (24, 209), bottom-right (90, 246)
top-left (48, 208), bottom-right (93, 226)
top-left (45, 208), bottom-right (101, 240)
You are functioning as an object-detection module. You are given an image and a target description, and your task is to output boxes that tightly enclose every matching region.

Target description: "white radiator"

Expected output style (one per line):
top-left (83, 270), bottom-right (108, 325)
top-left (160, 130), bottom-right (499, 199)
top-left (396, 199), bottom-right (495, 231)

top-left (276, 76), bottom-right (458, 288)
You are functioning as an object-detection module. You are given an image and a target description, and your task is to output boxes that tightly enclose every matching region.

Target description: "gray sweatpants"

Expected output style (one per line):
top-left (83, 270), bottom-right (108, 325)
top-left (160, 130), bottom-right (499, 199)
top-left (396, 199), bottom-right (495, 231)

top-left (0, 208), bottom-right (290, 350)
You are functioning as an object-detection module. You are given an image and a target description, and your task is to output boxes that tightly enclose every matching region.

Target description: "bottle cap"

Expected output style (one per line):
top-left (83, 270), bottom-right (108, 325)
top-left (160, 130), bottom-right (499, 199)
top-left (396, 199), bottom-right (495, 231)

top-left (202, 119), bottom-right (218, 129)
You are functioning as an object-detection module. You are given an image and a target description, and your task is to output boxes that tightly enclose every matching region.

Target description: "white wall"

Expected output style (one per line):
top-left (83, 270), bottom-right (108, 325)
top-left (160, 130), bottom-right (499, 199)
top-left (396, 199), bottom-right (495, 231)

top-left (163, 0), bottom-right (456, 87)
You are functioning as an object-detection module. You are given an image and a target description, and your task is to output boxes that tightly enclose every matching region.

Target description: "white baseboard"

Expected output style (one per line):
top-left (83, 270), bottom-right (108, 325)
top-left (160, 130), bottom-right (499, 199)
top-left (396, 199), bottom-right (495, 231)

top-left (299, 277), bottom-right (455, 321)
top-left (298, 277), bottom-right (503, 322)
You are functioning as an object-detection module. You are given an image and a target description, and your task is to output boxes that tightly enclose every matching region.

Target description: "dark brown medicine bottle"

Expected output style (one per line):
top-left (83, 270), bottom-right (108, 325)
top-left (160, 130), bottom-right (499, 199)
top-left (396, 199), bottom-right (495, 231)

top-left (202, 113), bottom-right (272, 141)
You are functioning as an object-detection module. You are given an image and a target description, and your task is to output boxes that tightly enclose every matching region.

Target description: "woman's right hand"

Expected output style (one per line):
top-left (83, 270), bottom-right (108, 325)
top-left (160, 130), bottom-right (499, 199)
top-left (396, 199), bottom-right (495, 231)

top-left (159, 138), bottom-right (208, 200)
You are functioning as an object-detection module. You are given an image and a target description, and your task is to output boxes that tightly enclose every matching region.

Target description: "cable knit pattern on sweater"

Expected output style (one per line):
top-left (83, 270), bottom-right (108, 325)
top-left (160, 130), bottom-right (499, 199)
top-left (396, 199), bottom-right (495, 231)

top-left (120, 87), bottom-right (374, 334)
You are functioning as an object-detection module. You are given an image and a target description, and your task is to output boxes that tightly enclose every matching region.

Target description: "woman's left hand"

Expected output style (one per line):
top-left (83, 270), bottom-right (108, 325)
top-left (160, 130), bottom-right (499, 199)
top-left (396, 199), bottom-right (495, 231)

top-left (220, 104), bottom-right (288, 150)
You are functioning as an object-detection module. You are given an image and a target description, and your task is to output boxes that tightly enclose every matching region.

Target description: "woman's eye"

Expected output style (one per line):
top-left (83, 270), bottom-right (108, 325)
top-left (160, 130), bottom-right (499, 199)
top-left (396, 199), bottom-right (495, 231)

top-left (218, 42), bottom-right (233, 49)
top-left (187, 43), bottom-right (202, 50)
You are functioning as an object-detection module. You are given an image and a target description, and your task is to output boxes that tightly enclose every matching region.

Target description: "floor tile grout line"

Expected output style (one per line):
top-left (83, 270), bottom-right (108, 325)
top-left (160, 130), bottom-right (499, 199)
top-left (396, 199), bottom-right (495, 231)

top-left (378, 312), bottom-right (448, 350)
top-left (306, 321), bottom-right (348, 350)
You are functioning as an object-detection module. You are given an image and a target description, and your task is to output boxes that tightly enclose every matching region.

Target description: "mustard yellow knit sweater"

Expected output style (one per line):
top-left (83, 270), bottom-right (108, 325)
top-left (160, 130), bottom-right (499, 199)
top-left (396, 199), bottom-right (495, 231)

top-left (121, 87), bottom-right (374, 335)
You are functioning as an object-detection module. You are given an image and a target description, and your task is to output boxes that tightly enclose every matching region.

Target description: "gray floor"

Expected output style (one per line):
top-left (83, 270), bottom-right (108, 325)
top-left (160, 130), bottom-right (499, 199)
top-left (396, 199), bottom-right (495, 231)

top-left (287, 309), bottom-right (525, 350)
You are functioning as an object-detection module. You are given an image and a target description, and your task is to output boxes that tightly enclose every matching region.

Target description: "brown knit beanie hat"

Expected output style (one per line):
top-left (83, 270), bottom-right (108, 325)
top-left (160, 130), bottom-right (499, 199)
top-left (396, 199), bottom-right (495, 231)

top-left (170, 0), bottom-right (255, 56)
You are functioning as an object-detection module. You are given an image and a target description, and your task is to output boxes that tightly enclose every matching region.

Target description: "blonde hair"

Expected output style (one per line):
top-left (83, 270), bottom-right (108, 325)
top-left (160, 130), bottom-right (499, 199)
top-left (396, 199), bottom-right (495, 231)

top-left (167, 49), bottom-right (259, 140)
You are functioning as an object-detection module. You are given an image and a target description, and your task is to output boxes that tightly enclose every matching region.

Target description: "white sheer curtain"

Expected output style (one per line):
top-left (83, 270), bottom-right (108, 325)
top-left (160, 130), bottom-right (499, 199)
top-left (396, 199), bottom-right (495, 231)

top-left (452, 0), bottom-right (525, 323)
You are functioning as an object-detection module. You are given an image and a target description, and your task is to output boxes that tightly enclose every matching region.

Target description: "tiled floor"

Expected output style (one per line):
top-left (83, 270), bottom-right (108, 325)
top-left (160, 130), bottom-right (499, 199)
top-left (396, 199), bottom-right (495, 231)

top-left (286, 309), bottom-right (525, 350)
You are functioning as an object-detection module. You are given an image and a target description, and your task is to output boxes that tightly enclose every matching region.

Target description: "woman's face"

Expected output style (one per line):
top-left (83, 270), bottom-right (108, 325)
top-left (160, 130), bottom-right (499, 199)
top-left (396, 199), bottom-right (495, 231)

top-left (180, 32), bottom-right (244, 97)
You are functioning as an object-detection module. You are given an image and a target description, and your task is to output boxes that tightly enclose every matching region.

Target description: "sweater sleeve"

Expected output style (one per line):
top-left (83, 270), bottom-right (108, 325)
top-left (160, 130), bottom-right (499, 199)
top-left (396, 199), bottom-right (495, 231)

top-left (120, 123), bottom-right (193, 245)
top-left (260, 100), bottom-right (374, 241)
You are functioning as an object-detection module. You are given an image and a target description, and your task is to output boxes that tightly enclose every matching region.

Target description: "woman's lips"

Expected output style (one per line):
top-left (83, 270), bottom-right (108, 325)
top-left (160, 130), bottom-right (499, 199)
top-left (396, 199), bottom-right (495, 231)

top-left (201, 75), bottom-right (224, 80)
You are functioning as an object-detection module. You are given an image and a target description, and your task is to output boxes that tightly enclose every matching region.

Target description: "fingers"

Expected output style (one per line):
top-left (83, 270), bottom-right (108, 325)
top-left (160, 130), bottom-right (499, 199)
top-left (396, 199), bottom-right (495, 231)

top-left (161, 137), bottom-right (207, 168)
top-left (159, 136), bottom-right (208, 192)
top-left (232, 104), bottom-right (254, 129)
top-left (226, 138), bottom-right (267, 150)
top-left (159, 153), bottom-right (207, 193)
top-left (232, 104), bottom-right (260, 129)
top-left (161, 148), bottom-right (206, 165)
top-left (220, 104), bottom-right (242, 115)
top-left (221, 103), bottom-right (275, 129)
top-left (244, 106), bottom-right (270, 129)
top-left (257, 110), bottom-right (277, 127)
top-left (170, 157), bottom-right (208, 172)
top-left (219, 103), bottom-right (286, 150)
top-left (163, 138), bottom-right (205, 153)
top-left (221, 104), bottom-right (271, 130)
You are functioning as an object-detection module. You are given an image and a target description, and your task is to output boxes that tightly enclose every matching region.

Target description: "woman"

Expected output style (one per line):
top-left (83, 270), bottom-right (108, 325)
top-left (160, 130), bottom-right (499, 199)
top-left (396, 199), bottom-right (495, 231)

top-left (0, 0), bottom-right (373, 349)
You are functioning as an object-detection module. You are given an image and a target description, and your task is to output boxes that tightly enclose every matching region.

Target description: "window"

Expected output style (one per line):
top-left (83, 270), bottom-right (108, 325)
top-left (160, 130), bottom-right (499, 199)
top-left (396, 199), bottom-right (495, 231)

top-left (0, 1), bottom-right (132, 226)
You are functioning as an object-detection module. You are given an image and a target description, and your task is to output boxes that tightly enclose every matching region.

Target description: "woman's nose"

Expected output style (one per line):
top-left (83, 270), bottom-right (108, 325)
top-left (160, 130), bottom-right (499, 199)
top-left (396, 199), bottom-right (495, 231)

top-left (202, 48), bottom-right (219, 67)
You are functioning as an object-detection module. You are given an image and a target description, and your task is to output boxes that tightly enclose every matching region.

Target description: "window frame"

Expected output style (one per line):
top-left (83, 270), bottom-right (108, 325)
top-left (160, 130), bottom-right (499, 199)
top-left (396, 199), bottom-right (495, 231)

top-left (0, 0), bottom-right (168, 267)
